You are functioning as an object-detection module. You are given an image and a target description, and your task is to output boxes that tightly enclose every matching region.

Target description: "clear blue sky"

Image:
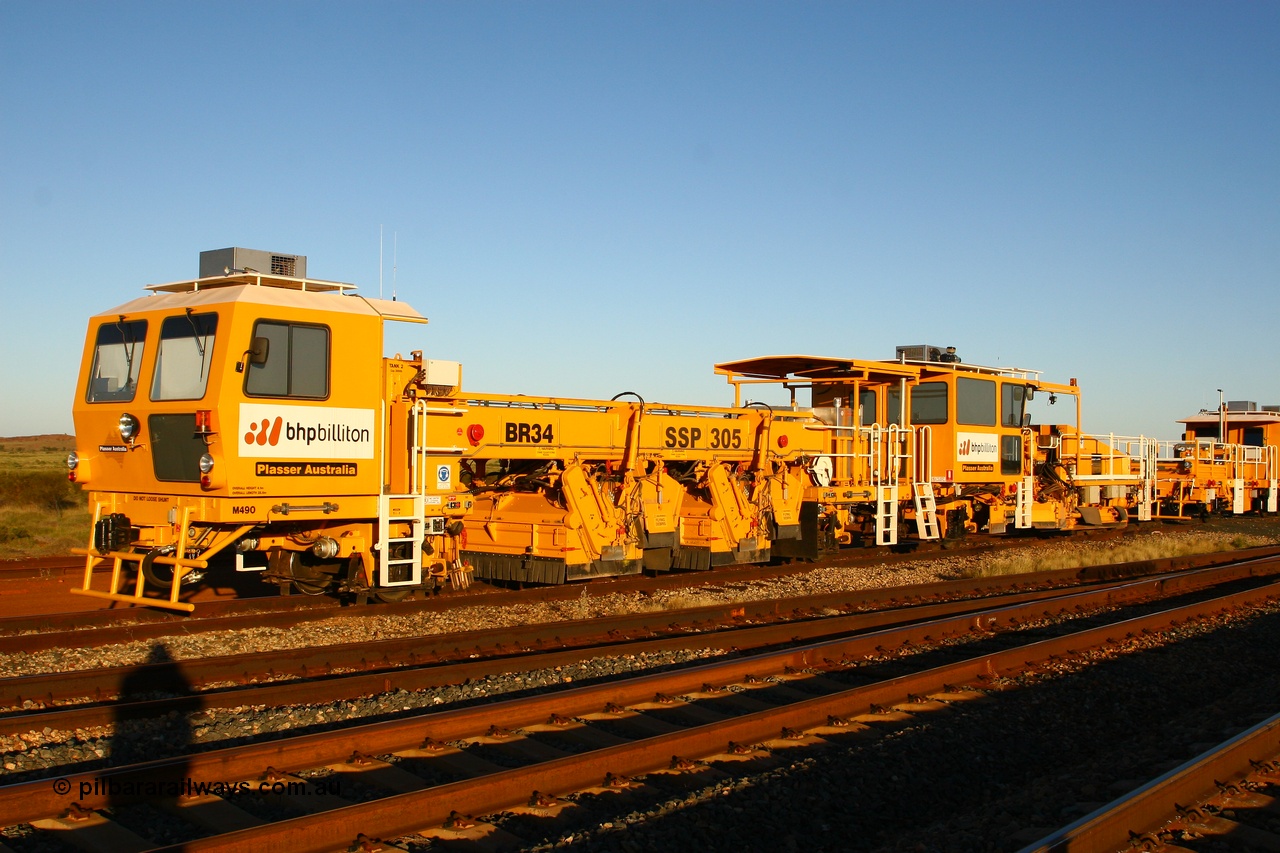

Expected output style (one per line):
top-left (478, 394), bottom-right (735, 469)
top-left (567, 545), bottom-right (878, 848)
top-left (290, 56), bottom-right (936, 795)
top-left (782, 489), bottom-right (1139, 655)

top-left (2, 1), bottom-right (1276, 440)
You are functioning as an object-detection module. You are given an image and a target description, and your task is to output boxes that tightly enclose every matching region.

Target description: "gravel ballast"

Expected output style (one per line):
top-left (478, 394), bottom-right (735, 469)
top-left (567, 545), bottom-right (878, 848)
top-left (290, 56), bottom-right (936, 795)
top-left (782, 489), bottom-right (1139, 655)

top-left (2, 520), bottom-right (1279, 850)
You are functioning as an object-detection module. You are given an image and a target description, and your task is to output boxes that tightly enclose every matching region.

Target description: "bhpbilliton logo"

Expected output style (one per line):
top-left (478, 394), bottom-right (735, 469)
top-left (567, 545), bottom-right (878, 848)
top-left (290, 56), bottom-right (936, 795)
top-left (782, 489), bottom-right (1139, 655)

top-left (245, 417), bottom-right (283, 446)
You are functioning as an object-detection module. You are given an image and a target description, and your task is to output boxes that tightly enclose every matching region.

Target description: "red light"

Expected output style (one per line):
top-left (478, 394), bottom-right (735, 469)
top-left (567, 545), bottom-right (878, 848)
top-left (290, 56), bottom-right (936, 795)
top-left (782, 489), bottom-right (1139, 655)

top-left (68, 471), bottom-right (76, 483)
top-left (195, 410), bottom-right (212, 433)
top-left (466, 424), bottom-right (485, 446)
top-left (777, 434), bottom-right (789, 448)
top-left (200, 474), bottom-right (211, 488)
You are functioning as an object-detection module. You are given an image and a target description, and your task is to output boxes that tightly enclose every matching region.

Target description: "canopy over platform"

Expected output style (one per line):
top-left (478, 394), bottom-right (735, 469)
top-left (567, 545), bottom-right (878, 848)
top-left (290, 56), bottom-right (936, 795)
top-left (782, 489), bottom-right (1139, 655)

top-left (714, 355), bottom-right (920, 382)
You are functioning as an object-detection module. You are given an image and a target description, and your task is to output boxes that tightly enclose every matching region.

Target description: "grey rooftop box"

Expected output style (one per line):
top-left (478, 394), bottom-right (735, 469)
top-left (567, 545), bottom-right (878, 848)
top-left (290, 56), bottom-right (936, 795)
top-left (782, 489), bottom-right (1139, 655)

top-left (199, 248), bottom-right (307, 279)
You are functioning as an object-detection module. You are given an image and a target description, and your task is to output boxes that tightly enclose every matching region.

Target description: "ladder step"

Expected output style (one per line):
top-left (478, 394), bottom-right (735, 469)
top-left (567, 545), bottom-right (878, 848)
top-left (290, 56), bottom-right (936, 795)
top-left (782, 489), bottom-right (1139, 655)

top-left (1015, 476), bottom-right (1033, 529)
top-left (378, 494), bottom-right (425, 587)
top-left (875, 484), bottom-right (899, 546)
top-left (913, 482), bottom-right (939, 540)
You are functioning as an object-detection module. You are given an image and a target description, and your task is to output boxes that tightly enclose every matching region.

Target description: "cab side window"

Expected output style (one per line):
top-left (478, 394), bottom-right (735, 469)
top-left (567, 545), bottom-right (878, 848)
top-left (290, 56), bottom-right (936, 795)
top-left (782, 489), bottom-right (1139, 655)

top-left (909, 382), bottom-right (948, 425)
top-left (1001, 383), bottom-right (1027, 428)
top-left (957, 378), bottom-right (996, 426)
top-left (858, 388), bottom-right (877, 426)
top-left (888, 385), bottom-right (951, 426)
top-left (245, 321), bottom-right (330, 398)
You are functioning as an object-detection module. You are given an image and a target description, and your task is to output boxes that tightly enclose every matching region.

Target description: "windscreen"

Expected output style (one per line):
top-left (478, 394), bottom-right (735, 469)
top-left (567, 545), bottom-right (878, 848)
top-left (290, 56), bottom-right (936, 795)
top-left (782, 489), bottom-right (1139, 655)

top-left (86, 319), bottom-right (147, 403)
top-left (151, 312), bottom-right (217, 401)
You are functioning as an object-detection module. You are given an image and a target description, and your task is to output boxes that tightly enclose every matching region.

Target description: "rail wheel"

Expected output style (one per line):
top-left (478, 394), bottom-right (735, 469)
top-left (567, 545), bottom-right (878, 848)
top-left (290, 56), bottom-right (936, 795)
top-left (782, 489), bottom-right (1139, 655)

top-left (291, 578), bottom-right (330, 596)
top-left (140, 553), bottom-right (202, 589)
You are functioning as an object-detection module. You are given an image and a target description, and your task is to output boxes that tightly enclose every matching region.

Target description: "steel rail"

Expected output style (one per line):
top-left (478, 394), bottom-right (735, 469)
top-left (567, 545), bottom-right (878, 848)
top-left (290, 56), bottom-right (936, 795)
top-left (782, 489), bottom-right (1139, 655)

top-left (6, 542), bottom-right (1004, 637)
top-left (139, 581), bottom-right (1280, 853)
top-left (4, 575), bottom-right (1277, 836)
top-left (2, 543), bottom-right (1273, 657)
top-left (0, 556), bottom-right (83, 577)
top-left (6, 542), bottom-right (954, 632)
top-left (3, 555), bottom-right (1276, 737)
top-left (1019, 711), bottom-right (1280, 853)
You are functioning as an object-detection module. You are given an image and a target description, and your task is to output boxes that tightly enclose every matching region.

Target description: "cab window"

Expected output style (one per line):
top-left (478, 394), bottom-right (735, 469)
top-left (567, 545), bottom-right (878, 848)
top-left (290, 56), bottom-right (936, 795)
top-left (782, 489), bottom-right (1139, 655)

top-left (957, 377), bottom-right (996, 426)
top-left (151, 312), bottom-right (217, 401)
top-left (909, 382), bottom-right (948, 424)
top-left (888, 382), bottom-right (949, 425)
top-left (887, 387), bottom-right (902, 426)
top-left (245, 321), bottom-right (330, 398)
top-left (857, 388), bottom-right (877, 426)
top-left (1001, 383), bottom-right (1027, 428)
top-left (86, 319), bottom-right (147, 403)
top-left (1001, 435), bottom-right (1022, 475)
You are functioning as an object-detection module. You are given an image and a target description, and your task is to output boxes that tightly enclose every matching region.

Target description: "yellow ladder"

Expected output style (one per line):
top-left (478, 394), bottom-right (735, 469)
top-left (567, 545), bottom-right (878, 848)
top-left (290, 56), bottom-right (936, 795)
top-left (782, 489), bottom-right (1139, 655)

top-left (913, 482), bottom-right (939, 540)
top-left (376, 494), bottom-right (424, 587)
top-left (875, 483), bottom-right (899, 546)
top-left (1015, 476), bottom-right (1034, 529)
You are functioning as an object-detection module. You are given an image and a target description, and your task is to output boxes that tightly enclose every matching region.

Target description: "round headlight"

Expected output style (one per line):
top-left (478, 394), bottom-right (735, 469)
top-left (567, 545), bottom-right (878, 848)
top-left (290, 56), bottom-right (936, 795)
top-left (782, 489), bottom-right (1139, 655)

top-left (199, 453), bottom-right (215, 475)
top-left (118, 413), bottom-right (140, 441)
top-left (67, 451), bottom-right (79, 471)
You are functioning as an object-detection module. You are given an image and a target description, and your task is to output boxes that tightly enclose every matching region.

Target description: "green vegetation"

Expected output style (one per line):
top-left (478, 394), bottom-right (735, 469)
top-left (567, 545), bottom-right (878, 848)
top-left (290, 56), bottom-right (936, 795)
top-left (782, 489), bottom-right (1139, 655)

top-left (960, 532), bottom-right (1278, 579)
top-left (0, 435), bottom-right (89, 558)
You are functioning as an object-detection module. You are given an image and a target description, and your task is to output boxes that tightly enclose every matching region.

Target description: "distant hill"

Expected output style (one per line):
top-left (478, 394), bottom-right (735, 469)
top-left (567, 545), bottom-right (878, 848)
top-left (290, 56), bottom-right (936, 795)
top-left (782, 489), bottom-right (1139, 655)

top-left (0, 435), bottom-right (75, 449)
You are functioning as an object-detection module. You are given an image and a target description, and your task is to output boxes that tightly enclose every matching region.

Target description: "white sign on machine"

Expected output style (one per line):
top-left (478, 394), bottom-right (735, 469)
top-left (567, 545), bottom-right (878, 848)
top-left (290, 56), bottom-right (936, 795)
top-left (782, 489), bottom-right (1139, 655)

top-left (956, 432), bottom-right (1000, 463)
top-left (239, 404), bottom-right (376, 459)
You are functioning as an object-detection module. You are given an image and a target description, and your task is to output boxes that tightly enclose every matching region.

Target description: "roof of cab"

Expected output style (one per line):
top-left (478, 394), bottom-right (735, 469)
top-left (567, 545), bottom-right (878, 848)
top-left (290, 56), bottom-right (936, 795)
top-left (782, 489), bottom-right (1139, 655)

top-left (1180, 410), bottom-right (1280, 426)
top-left (92, 272), bottom-right (427, 323)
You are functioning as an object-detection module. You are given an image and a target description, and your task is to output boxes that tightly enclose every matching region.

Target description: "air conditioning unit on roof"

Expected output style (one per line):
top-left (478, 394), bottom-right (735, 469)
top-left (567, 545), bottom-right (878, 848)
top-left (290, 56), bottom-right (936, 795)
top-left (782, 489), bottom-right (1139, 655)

top-left (199, 248), bottom-right (307, 279)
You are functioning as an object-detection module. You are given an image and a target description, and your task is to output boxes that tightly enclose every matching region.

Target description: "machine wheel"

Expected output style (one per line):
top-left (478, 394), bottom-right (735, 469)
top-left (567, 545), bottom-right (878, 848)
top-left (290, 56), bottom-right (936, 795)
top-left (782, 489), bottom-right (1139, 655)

top-left (374, 587), bottom-right (411, 603)
top-left (140, 555), bottom-right (175, 588)
top-left (292, 578), bottom-right (330, 596)
top-left (140, 552), bottom-right (203, 588)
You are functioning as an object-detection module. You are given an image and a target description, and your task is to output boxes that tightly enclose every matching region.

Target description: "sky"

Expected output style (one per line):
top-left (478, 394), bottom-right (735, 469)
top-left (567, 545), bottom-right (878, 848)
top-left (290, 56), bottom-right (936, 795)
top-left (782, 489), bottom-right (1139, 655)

top-left (1, 1), bottom-right (1276, 441)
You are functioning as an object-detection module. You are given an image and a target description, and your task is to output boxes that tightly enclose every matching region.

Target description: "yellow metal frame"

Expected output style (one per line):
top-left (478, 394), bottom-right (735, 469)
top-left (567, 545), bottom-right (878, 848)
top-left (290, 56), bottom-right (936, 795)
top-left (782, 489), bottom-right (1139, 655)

top-left (71, 501), bottom-right (253, 612)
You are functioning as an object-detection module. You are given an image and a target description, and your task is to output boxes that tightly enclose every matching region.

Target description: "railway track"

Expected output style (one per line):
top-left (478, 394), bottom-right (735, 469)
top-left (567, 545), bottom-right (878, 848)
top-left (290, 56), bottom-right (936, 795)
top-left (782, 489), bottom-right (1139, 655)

top-left (1, 550), bottom-right (1272, 738)
top-left (0, 523), bottom-right (1141, 630)
top-left (0, 556), bottom-right (84, 578)
top-left (2, 552), bottom-right (1279, 851)
top-left (1022, 711), bottom-right (1280, 852)
top-left (0, 529), bottom-right (1262, 657)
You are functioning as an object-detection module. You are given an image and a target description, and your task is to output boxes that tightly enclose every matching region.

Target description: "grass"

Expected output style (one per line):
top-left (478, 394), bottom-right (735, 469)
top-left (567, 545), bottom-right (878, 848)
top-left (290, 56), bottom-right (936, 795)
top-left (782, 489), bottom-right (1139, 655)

top-left (0, 435), bottom-right (90, 559)
top-left (959, 532), bottom-right (1277, 579)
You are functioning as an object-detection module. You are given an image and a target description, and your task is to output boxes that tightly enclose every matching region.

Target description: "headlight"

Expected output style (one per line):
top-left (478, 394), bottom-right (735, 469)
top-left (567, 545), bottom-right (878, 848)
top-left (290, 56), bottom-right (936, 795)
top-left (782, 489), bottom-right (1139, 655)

top-left (67, 452), bottom-right (79, 471)
top-left (119, 413), bottom-right (140, 441)
top-left (199, 453), bottom-right (215, 474)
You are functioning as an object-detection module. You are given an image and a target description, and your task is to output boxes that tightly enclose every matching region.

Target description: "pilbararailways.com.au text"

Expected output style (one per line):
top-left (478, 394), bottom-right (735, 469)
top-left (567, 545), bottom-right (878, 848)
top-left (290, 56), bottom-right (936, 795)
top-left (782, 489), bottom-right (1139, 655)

top-left (52, 776), bottom-right (341, 798)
